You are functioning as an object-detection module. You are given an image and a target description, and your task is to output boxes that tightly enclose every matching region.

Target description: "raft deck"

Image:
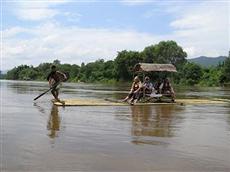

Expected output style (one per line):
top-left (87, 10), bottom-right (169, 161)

top-left (53, 98), bottom-right (228, 106)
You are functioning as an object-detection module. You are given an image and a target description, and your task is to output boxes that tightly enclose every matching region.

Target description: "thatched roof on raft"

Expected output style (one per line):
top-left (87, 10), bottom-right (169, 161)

top-left (133, 63), bottom-right (177, 73)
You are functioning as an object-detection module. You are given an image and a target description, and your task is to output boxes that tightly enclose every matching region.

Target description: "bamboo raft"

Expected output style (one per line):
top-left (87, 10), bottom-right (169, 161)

top-left (53, 98), bottom-right (229, 106)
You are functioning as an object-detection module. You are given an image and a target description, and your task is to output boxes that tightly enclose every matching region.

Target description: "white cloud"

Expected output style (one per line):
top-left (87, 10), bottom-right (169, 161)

top-left (17, 8), bottom-right (59, 21)
top-left (2, 1), bottom-right (229, 70)
top-left (3, 26), bottom-right (29, 38)
top-left (63, 12), bottom-right (82, 23)
top-left (142, 8), bottom-right (163, 18)
top-left (122, 1), bottom-right (229, 58)
top-left (169, 1), bottom-right (229, 58)
top-left (13, 0), bottom-right (70, 21)
top-left (2, 23), bottom-right (161, 70)
top-left (121, 0), bottom-right (154, 6)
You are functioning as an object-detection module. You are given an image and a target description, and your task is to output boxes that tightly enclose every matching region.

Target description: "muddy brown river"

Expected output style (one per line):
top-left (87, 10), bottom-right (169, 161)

top-left (1, 80), bottom-right (230, 171)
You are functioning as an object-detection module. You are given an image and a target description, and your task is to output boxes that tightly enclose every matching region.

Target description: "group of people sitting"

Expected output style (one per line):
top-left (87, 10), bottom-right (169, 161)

top-left (122, 76), bottom-right (175, 104)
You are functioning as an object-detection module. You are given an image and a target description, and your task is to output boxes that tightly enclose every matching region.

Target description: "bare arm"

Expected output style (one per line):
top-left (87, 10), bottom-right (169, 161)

top-left (134, 82), bottom-right (142, 93)
top-left (130, 82), bottom-right (135, 92)
top-left (57, 71), bottom-right (67, 81)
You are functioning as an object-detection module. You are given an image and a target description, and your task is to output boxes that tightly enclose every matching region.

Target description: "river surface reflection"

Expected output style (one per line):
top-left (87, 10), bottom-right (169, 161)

top-left (130, 105), bottom-right (185, 143)
top-left (1, 80), bottom-right (230, 171)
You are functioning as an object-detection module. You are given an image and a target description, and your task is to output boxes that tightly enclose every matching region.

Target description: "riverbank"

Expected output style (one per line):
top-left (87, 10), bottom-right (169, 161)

top-left (2, 78), bottom-right (230, 89)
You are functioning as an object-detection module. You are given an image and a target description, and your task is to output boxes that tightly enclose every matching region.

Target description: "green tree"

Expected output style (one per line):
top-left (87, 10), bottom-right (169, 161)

top-left (103, 60), bottom-right (116, 79)
top-left (69, 64), bottom-right (80, 81)
top-left (219, 57), bottom-right (230, 84)
top-left (5, 65), bottom-right (30, 80)
top-left (58, 63), bottom-right (80, 81)
top-left (114, 50), bottom-right (143, 81)
top-left (18, 67), bottom-right (39, 80)
top-left (198, 67), bottom-right (221, 86)
top-left (35, 63), bottom-right (52, 80)
top-left (53, 59), bottom-right (61, 65)
top-left (180, 62), bottom-right (203, 85)
top-left (141, 45), bottom-right (157, 63)
top-left (142, 40), bottom-right (187, 68)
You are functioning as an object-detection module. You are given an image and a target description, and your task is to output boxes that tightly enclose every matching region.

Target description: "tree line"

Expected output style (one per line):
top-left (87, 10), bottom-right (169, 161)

top-left (2, 40), bottom-right (230, 86)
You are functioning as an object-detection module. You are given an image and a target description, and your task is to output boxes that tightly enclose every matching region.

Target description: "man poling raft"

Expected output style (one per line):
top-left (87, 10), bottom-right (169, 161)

top-left (33, 65), bottom-right (67, 101)
top-left (47, 65), bottom-right (67, 102)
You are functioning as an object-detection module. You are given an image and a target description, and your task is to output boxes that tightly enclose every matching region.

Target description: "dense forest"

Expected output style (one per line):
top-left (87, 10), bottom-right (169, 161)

top-left (2, 40), bottom-right (230, 86)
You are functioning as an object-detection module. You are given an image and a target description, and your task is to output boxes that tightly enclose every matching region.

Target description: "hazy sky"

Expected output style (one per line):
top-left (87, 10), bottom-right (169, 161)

top-left (1, 0), bottom-right (229, 70)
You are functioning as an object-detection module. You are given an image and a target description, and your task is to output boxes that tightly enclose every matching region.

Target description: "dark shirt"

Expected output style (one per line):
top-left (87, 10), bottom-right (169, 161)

top-left (161, 82), bottom-right (173, 93)
top-left (47, 71), bottom-right (66, 82)
top-left (154, 82), bottom-right (161, 90)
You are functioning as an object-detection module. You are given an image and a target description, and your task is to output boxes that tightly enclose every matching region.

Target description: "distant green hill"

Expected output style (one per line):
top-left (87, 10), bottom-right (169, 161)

top-left (188, 56), bottom-right (227, 67)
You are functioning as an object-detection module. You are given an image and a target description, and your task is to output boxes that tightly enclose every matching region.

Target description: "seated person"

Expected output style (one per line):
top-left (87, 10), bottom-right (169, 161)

top-left (123, 76), bottom-right (142, 103)
top-left (154, 79), bottom-right (162, 94)
top-left (141, 77), bottom-right (164, 101)
top-left (142, 76), bottom-right (154, 96)
top-left (159, 78), bottom-right (175, 101)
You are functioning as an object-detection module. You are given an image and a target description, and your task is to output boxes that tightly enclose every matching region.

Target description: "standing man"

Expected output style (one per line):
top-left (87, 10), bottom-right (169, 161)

top-left (47, 65), bottom-right (67, 101)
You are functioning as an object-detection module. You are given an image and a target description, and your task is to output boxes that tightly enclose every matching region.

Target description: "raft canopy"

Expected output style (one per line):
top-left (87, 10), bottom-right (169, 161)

top-left (133, 63), bottom-right (177, 73)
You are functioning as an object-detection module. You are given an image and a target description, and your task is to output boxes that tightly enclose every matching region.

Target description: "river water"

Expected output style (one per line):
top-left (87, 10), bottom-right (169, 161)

top-left (1, 80), bottom-right (230, 171)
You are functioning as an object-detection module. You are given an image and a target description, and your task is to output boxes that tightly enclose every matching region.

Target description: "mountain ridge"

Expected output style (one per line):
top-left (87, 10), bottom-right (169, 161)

top-left (188, 56), bottom-right (227, 67)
